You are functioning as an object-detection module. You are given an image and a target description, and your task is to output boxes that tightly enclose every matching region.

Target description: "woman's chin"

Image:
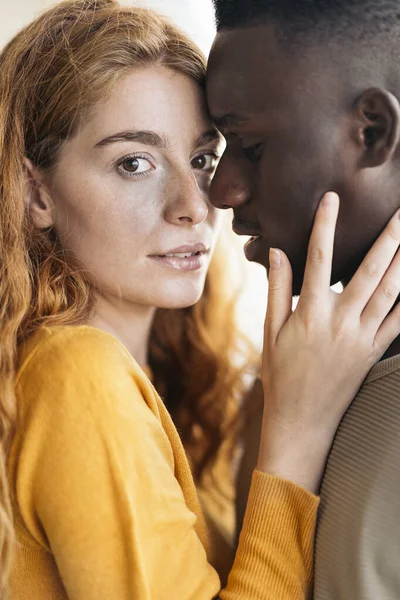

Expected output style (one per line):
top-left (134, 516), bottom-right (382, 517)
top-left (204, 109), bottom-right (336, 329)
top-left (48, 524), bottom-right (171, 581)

top-left (154, 281), bottom-right (205, 310)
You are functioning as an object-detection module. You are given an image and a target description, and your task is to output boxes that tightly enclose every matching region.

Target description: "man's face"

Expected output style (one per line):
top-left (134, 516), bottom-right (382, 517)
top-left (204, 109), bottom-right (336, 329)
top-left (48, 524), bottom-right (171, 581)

top-left (207, 24), bottom-right (398, 293)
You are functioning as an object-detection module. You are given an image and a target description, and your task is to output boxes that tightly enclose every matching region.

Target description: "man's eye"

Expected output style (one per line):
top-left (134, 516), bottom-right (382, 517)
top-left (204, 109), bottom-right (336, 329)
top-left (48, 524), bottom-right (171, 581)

top-left (243, 143), bottom-right (264, 162)
top-left (191, 153), bottom-right (219, 171)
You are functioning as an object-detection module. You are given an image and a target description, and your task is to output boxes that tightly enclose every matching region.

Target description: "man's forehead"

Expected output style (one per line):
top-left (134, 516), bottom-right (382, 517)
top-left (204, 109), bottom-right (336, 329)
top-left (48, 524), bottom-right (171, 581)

top-left (206, 56), bottom-right (271, 120)
top-left (207, 26), bottom-right (294, 115)
top-left (207, 26), bottom-right (335, 123)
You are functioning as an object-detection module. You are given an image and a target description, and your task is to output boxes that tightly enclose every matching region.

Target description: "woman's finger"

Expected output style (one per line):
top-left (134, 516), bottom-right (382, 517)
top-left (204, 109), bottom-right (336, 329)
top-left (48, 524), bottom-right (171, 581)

top-left (342, 209), bottom-right (400, 313)
top-left (361, 247), bottom-right (400, 330)
top-left (264, 248), bottom-right (293, 344)
top-left (298, 192), bottom-right (339, 306)
top-left (373, 300), bottom-right (400, 357)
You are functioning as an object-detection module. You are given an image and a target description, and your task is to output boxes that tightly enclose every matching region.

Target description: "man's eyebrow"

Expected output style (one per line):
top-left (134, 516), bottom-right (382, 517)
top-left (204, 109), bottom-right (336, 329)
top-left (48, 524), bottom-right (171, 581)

top-left (194, 128), bottom-right (222, 148)
top-left (94, 130), bottom-right (170, 149)
top-left (211, 114), bottom-right (249, 130)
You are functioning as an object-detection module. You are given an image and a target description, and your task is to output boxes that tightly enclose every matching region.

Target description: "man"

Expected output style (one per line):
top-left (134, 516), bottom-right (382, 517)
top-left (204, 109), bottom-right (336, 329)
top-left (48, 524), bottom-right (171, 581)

top-left (207, 1), bottom-right (400, 598)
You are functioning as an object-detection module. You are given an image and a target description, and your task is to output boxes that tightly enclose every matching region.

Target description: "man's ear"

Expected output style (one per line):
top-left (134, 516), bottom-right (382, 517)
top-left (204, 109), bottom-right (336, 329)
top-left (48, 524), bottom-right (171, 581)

top-left (24, 158), bottom-right (55, 229)
top-left (353, 88), bottom-right (400, 168)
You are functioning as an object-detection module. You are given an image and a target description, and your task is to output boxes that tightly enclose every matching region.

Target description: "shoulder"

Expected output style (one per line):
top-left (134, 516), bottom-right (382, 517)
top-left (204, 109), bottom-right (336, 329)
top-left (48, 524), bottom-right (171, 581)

top-left (15, 326), bottom-right (154, 419)
top-left (17, 325), bottom-right (137, 383)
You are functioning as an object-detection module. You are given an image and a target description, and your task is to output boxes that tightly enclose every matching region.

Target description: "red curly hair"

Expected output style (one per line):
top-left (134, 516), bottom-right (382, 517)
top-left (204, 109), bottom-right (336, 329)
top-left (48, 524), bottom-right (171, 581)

top-left (0, 1), bottom-right (256, 595)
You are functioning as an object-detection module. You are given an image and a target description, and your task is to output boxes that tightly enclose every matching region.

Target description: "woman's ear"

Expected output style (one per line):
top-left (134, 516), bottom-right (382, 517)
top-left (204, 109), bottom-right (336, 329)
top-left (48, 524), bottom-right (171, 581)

top-left (24, 158), bottom-right (55, 229)
top-left (353, 87), bottom-right (400, 168)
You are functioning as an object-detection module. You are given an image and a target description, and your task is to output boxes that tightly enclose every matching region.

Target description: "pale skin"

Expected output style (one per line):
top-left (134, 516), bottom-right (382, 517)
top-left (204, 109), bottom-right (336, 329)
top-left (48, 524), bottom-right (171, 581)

top-left (236, 198), bottom-right (400, 527)
top-left (260, 194), bottom-right (400, 493)
top-left (236, 198), bottom-right (400, 525)
top-left (25, 66), bottom-right (400, 505)
top-left (26, 67), bottom-right (224, 366)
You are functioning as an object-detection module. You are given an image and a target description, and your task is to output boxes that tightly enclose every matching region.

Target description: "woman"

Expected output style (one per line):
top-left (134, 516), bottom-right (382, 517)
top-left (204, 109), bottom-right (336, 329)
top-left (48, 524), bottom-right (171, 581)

top-left (1, 1), bottom-right (400, 598)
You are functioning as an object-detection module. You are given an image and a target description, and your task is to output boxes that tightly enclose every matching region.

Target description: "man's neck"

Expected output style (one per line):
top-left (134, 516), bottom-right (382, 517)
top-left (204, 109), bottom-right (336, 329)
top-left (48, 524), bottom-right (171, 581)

top-left (381, 334), bottom-right (400, 361)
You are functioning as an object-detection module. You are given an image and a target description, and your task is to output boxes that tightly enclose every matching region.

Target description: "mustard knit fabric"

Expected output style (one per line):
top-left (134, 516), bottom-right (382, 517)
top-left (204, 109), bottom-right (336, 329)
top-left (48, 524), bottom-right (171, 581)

top-left (7, 326), bottom-right (319, 599)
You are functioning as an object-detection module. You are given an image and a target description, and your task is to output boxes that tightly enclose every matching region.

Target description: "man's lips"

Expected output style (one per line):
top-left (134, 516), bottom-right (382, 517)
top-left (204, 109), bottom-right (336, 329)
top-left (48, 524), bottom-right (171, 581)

top-left (232, 219), bottom-right (264, 237)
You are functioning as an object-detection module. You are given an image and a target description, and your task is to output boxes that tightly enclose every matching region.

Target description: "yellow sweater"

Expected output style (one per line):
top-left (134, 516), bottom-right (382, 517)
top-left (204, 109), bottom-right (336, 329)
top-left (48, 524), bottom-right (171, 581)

top-left (8, 326), bottom-right (319, 599)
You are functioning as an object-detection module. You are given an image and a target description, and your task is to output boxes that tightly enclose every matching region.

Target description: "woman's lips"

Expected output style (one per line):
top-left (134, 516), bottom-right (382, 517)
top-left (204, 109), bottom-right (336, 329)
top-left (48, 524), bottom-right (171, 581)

top-left (148, 251), bottom-right (208, 272)
top-left (148, 243), bottom-right (210, 272)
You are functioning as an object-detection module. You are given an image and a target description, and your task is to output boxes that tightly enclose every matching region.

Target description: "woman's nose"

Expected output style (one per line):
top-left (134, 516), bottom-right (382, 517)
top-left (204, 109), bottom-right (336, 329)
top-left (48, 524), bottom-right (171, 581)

top-left (164, 170), bottom-right (209, 226)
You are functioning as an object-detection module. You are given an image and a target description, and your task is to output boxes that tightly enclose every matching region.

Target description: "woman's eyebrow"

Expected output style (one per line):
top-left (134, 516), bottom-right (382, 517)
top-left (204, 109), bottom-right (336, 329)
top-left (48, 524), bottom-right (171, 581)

top-left (94, 130), bottom-right (170, 150)
top-left (194, 128), bottom-right (222, 148)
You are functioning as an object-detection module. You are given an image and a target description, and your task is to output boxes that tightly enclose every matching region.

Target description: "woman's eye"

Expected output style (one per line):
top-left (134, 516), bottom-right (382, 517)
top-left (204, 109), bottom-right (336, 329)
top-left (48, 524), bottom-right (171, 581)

top-left (243, 143), bottom-right (264, 163)
top-left (118, 156), bottom-right (154, 177)
top-left (191, 153), bottom-right (219, 171)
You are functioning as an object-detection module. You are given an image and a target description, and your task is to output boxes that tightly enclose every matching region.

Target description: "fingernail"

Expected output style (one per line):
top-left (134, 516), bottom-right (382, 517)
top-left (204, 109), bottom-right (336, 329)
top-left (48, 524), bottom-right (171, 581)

top-left (269, 248), bottom-right (281, 269)
top-left (322, 192), bottom-right (339, 206)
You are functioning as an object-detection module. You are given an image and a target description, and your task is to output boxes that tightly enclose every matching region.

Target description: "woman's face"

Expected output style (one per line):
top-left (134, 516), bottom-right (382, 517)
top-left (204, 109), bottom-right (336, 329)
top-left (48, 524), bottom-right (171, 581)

top-left (46, 66), bottom-right (223, 309)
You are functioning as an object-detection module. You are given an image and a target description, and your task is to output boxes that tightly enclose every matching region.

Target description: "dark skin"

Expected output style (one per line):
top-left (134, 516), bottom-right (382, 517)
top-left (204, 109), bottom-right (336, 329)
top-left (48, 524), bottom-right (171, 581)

top-left (207, 23), bottom-right (400, 358)
top-left (206, 23), bottom-right (400, 530)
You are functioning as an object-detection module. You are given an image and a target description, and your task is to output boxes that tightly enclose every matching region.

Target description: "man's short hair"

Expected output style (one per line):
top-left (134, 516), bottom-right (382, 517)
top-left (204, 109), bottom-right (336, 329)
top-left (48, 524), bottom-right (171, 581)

top-left (212, 0), bottom-right (400, 40)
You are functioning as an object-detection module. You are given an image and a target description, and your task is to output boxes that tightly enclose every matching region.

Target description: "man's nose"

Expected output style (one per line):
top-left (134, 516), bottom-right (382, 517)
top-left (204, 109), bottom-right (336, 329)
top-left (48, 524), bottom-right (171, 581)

top-left (210, 150), bottom-right (251, 210)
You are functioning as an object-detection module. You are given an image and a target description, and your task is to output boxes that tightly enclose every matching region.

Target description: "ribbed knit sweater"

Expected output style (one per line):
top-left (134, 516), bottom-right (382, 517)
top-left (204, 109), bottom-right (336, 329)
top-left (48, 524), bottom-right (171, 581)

top-left (8, 325), bottom-right (319, 599)
top-left (314, 355), bottom-right (400, 599)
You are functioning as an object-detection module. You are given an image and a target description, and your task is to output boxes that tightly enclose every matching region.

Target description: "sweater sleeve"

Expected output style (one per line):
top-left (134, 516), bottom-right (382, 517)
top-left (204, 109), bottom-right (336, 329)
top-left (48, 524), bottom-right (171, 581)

top-left (13, 327), bottom-right (319, 600)
top-left (221, 471), bottom-right (319, 600)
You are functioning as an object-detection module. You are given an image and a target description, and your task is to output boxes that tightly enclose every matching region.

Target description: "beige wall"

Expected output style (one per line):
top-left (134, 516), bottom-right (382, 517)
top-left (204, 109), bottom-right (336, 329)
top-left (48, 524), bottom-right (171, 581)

top-left (0, 0), bottom-right (216, 53)
top-left (1, 0), bottom-right (55, 49)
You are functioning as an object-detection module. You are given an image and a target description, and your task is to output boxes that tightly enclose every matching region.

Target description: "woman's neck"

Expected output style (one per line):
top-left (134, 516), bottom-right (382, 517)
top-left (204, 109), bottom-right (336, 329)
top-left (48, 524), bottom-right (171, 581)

top-left (89, 292), bottom-right (156, 367)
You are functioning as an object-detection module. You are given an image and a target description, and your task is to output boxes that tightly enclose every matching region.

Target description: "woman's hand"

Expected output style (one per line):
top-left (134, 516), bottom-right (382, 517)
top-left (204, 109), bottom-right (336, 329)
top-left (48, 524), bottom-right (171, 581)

top-left (258, 192), bottom-right (400, 494)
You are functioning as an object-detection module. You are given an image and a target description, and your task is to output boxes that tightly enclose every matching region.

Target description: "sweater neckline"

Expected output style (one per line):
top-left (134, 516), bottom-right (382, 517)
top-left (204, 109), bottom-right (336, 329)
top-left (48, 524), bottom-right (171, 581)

top-left (364, 353), bottom-right (400, 385)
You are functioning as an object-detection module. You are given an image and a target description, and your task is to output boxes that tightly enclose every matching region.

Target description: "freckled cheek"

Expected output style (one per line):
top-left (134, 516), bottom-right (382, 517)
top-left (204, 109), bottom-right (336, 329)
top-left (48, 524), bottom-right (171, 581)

top-left (53, 182), bottom-right (160, 260)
